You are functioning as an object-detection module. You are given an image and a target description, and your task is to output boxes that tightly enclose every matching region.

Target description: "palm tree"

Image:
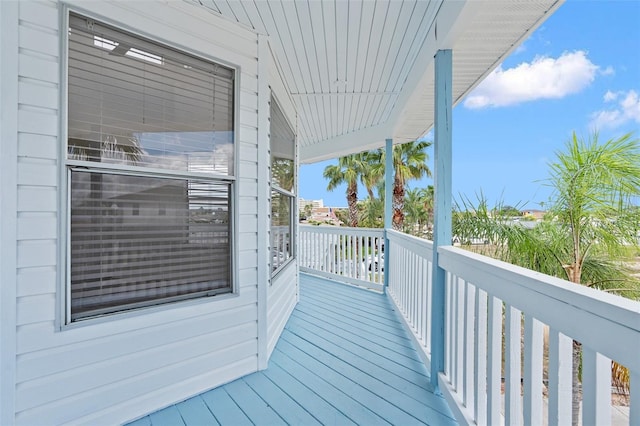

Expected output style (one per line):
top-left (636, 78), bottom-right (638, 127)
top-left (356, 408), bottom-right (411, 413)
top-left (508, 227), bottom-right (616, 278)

top-left (419, 185), bottom-right (435, 238)
top-left (360, 150), bottom-right (385, 200)
top-left (323, 153), bottom-right (368, 227)
top-left (358, 197), bottom-right (384, 228)
top-left (388, 141), bottom-right (432, 231)
top-left (454, 132), bottom-right (640, 425)
top-left (404, 187), bottom-right (429, 236)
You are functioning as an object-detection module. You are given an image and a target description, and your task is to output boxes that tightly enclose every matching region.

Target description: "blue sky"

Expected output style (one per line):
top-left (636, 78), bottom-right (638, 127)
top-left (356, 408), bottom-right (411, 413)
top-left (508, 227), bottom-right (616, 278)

top-left (299, 0), bottom-right (640, 209)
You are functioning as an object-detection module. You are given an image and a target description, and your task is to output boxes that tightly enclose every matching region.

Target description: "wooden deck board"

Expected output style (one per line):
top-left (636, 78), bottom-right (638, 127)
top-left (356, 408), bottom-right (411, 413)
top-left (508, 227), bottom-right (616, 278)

top-left (241, 372), bottom-right (323, 426)
top-left (270, 349), bottom-right (385, 425)
top-left (223, 379), bottom-right (287, 425)
top-left (284, 316), bottom-right (431, 397)
top-left (133, 273), bottom-right (457, 426)
top-left (176, 397), bottom-right (219, 426)
top-left (289, 310), bottom-right (426, 375)
top-left (200, 387), bottom-right (253, 426)
top-left (148, 405), bottom-right (186, 425)
top-left (295, 299), bottom-right (415, 351)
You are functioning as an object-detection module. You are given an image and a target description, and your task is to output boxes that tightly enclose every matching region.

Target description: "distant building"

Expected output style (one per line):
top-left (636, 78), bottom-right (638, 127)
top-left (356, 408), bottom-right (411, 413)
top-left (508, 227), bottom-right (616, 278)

top-left (300, 204), bottom-right (343, 226)
top-left (299, 198), bottom-right (324, 210)
top-left (521, 209), bottom-right (546, 220)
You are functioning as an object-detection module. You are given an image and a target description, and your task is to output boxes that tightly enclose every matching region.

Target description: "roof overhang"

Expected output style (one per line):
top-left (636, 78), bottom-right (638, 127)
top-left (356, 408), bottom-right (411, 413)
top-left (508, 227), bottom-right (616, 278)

top-left (189, 0), bottom-right (563, 163)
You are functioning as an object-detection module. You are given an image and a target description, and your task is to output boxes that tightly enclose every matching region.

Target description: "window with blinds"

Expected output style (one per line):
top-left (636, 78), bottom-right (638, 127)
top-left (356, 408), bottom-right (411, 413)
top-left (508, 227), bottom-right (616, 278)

top-left (66, 13), bottom-right (235, 321)
top-left (270, 97), bottom-right (295, 274)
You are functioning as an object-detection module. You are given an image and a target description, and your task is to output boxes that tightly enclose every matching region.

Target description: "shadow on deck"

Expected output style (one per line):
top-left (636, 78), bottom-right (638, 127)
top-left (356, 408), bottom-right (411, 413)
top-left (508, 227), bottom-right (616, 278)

top-left (129, 273), bottom-right (457, 425)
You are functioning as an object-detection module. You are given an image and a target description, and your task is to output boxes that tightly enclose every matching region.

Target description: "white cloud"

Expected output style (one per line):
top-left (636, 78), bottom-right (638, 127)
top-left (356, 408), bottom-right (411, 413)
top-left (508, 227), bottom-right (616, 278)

top-left (464, 51), bottom-right (598, 109)
top-left (603, 90), bottom-right (618, 102)
top-left (590, 90), bottom-right (640, 130)
top-left (600, 65), bottom-right (615, 76)
top-left (514, 43), bottom-right (527, 55)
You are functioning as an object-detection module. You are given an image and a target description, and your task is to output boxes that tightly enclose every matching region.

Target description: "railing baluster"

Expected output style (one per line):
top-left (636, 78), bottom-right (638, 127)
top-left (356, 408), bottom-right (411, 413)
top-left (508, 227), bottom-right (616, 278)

top-left (464, 282), bottom-right (476, 411)
top-left (335, 233), bottom-right (340, 273)
top-left (448, 273), bottom-right (456, 387)
top-left (475, 289), bottom-right (488, 426)
top-left (631, 371), bottom-right (639, 426)
top-left (420, 257), bottom-right (426, 344)
top-left (400, 247), bottom-right (405, 311)
top-left (352, 235), bottom-right (357, 278)
top-left (582, 347), bottom-right (611, 425)
top-left (322, 232), bottom-right (327, 272)
top-left (455, 276), bottom-right (465, 393)
top-left (411, 252), bottom-right (417, 326)
top-left (523, 314), bottom-right (543, 426)
top-left (426, 258), bottom-right (432, 354)
top-left (547, 327), bottom-right (572, 426)
top-left (341, 233), bottom-right (346, 275)
top-left (361, 235), bottom-right (364, 279)
top-left (319, 232), bottom-right (324, 272)
top-left (505, 304), bottom-right (522, 426)
top-left (487, 294), bottom-right (502, 426)
top-left (357, 235), bottom-right (362, 279)
top-left (312, 230), bottom-right (317, 269)
top-left (377, 237), bottom-right (382, 283)
top-left (444, 272), bottom-right (451, 377)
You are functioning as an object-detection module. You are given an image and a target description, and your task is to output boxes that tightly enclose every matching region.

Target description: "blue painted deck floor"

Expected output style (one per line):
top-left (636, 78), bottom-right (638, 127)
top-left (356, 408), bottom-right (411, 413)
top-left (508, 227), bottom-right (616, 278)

top-left (130, 273), bottom-right (457, 425)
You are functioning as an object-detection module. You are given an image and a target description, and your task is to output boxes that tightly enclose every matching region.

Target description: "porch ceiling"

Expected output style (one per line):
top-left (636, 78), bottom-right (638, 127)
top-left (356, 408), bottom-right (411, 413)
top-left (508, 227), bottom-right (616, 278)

top-left (190, 0), bottom-right (562, 163)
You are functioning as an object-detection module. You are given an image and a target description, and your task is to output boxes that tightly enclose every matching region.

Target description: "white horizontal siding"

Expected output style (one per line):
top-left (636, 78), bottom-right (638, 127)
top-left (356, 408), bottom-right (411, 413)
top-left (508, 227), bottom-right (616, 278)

top-left (9, 1), bottom-right (263, 425)
top-left (75, 355), bottom-right (258, 425)
top-left (18, 133), bottom-right (58, 160)
top-left (267, 262), bottom-right (298, 356)
top-left (16, 345), bottom-right (259, 426)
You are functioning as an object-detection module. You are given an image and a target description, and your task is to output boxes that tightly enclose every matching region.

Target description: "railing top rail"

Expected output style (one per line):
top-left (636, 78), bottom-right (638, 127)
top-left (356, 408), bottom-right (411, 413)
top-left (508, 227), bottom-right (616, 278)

top-left (387, 229), bottom-right (433, 254)
top-left (438, 245), bottom-right (640, 370)
top-left (299, 225), bottom-right (384, 238)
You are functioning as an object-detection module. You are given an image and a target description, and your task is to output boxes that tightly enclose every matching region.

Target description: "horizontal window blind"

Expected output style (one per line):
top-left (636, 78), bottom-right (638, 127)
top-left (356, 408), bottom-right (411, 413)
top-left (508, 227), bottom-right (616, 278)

top-left (67, 13), bottom-right (234, 176)
top-left (66, 13), bottom-right (235, 321)
top-left (69, 170), bottom-right (231, 320)
top-left (270, 97), bottom-right (295, 191)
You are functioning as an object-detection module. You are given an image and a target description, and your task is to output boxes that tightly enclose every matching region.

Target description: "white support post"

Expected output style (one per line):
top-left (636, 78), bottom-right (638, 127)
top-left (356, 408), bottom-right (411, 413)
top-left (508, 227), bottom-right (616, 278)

top-left (430, 48), bottom-right (452, 390)
top-left (383, 138), bottom-right (392, 291)
top-left (256, 34), bottom-right (270, 370)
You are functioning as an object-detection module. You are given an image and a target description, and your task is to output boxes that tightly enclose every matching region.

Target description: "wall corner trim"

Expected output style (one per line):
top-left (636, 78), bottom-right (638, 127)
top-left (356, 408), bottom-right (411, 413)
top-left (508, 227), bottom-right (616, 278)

top-left (0, 1), bottom-right (20, 423)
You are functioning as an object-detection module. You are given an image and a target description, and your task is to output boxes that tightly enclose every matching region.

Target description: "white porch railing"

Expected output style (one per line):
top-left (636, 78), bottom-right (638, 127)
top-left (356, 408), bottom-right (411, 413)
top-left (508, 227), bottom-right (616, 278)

top-left (438, 246), bottom-right (639, 426)
top-left (386, 229), bottom-right (434, 361)
top-left (300, 225), bottom-right (640, 426)
top-left (271, 225), bottom-right (292, 271)
top-left (299, 225), bottom-right (384, 291)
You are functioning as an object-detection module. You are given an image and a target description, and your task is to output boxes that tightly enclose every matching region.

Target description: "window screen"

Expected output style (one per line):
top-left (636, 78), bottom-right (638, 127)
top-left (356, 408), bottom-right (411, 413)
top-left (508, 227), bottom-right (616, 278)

top-left (66, 13), bottom-right (235, 321)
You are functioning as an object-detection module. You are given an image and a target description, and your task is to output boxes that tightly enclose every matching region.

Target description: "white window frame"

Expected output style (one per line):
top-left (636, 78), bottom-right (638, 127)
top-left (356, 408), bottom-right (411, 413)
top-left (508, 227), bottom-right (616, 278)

top-left (58, 8), bottom-right (240, 326)
top-left (270, 95), bottom-right (296, 277)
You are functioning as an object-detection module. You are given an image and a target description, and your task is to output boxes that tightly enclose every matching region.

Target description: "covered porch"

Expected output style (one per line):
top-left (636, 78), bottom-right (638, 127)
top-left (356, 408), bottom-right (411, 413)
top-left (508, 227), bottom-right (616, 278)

top-left (130, 273), bottom-right (456, 426)
top-left (135, 225), bottom-right (638, 425)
